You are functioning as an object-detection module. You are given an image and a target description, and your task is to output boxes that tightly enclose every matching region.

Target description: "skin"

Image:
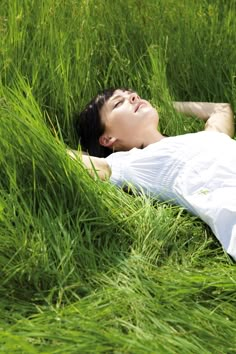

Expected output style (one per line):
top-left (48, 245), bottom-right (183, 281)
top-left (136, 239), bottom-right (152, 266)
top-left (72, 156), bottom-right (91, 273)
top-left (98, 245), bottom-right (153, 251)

top-left (99, 90), bottom-right (164, 151)
top-left (67, 149), bottom-right (110, 180)
top-left (69, 91), bottom-right (234, 180)
top-left (173, 101), bottom-right (234, 137)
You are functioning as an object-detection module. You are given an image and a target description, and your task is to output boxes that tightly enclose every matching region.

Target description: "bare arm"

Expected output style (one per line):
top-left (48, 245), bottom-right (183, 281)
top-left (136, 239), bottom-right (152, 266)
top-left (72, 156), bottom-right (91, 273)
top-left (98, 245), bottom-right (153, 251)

top-left (173, 102), bottom-right (235, 137)
top-left (67, 149), bottom-right (111, 180)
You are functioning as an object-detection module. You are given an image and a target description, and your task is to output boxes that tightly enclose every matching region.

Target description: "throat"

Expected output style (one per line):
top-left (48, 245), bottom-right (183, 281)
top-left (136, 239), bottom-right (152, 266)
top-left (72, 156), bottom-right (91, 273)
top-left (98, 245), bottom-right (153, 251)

top-left (142, 130), bottom-right (165, 147)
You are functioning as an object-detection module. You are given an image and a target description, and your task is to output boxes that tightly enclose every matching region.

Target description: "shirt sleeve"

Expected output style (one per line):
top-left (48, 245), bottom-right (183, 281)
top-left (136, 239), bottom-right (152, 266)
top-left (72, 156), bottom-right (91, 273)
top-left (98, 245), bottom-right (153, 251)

top-left (105, 143), bottom-right (180, 201)
top-left (105, 152), bottom-right (127, 187)
top-left (105, 147), bottom-right (165, 195)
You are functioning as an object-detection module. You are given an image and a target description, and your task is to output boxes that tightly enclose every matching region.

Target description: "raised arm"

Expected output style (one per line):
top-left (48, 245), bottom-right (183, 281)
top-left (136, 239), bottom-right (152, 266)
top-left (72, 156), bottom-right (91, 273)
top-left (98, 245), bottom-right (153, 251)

top-left (67, 149), bottom-right (111, 180)
top-left (173, 102), bottom-right (235, 138)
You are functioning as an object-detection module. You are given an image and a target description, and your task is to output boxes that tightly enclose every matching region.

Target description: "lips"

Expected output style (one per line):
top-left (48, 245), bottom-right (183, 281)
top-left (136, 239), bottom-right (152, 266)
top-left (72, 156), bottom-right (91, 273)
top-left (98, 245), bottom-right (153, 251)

top-left (135, 101), bottom-right (146, 113)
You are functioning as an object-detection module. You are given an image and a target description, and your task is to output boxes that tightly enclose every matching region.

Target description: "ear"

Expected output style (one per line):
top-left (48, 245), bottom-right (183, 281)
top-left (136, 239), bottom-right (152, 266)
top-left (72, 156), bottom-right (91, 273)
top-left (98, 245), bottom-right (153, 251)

top-left (99, 134), bottom-right (117, 148)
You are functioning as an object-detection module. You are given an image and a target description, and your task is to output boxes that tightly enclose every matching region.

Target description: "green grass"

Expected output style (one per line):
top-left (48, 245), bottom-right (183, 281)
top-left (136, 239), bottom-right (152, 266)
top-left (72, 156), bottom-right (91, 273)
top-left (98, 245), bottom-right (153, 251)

top-left (0, 0), bottom-right (236, 352)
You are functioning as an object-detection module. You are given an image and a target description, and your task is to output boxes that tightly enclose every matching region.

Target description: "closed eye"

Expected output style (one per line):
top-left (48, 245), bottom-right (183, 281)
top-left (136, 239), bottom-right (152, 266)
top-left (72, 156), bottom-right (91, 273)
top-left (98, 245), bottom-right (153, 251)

top-left (113, 100), bottom-right (123, 109)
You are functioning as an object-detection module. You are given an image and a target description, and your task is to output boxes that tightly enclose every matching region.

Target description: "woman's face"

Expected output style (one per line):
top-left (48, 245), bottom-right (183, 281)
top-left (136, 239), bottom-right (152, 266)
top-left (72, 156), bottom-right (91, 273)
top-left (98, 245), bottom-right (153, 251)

top-left (99, 90), bottom-right (159, 150)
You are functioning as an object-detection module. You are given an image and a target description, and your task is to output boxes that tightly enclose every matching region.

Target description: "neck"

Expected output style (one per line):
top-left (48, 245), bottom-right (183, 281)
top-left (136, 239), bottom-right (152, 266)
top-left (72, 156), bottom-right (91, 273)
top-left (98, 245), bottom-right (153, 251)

top-left (142, 129), bottom-right (165, 147)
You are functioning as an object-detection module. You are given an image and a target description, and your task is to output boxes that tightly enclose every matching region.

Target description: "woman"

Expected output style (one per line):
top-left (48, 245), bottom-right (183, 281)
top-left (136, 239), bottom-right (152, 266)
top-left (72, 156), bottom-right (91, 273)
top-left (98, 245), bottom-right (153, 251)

top-left (68, 89), bottom-right (236, 260)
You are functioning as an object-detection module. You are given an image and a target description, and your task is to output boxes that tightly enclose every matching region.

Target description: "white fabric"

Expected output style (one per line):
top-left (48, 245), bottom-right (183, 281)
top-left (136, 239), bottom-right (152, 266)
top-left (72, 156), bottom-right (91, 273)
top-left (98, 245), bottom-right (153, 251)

top-left (106, 131), bottom-right (236, 260)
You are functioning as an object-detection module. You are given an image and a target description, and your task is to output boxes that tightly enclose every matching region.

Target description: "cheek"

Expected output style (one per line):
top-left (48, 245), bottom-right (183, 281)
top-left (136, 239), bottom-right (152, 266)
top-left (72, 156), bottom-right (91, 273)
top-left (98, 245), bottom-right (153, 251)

top-left (114, 110), bottom-right (133, 128)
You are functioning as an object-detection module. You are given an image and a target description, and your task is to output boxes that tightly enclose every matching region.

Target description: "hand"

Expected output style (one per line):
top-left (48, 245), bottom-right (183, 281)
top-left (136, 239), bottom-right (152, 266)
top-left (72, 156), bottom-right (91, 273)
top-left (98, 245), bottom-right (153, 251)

top-left (173, 102), bottom-right (234, 137)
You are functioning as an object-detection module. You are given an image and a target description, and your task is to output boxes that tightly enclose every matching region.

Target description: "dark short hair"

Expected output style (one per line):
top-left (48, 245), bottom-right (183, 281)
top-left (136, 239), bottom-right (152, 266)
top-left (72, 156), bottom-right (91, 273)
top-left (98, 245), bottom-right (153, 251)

top-left (74, 88), bottom-right (131, 157)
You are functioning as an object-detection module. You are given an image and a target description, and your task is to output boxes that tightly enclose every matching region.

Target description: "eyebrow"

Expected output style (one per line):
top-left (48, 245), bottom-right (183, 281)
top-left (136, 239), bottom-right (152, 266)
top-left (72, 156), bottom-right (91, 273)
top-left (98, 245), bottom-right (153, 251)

top-left (110, 94), bottom-right (125, 102)
top-left (110, 90), bottom-right (134, 102)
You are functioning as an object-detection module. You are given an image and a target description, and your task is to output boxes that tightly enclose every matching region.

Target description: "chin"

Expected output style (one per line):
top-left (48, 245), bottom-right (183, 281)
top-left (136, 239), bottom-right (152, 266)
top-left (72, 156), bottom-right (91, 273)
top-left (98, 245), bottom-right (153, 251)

top-left (149, 108), bottom-right (159, 125)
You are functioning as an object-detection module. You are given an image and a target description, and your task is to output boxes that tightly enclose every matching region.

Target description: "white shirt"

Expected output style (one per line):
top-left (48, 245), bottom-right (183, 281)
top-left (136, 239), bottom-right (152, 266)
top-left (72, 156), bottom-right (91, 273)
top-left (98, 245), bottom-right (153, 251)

top-left (106, 131), bottom-right (236, 260)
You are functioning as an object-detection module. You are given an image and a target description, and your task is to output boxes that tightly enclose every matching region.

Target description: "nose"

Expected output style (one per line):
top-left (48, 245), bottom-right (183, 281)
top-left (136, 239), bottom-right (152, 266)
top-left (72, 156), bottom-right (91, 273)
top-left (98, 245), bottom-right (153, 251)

top-left (129, 92), bottom-right (140, 104)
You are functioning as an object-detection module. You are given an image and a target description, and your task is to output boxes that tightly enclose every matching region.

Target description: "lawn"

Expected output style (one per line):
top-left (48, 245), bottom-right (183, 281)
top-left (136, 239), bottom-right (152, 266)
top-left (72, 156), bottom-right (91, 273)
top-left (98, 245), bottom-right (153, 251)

top-left (0, 0), bottom-right (236, 352)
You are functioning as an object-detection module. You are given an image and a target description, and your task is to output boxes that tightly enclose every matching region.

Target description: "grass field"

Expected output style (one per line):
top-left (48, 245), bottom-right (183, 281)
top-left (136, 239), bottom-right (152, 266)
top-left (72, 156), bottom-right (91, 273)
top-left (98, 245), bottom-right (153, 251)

top-left (0, 0), bottom-right (236, 352)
